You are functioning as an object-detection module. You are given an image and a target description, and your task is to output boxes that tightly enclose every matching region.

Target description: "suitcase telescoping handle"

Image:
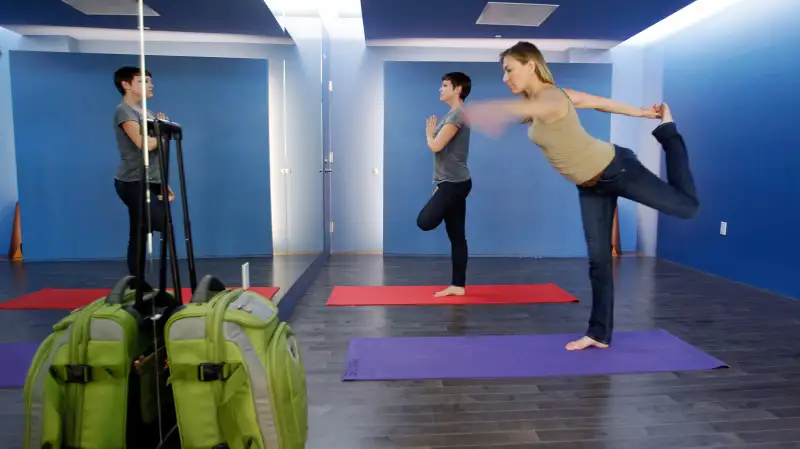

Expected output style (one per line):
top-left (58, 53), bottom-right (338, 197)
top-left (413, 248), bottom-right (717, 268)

top-left (146, 118), bottom-right (198, 305)
top-left (190, 274), bottom-right (227, 304)
top-left (108, 275), bottom-right (154, 306)
top-left (151, 119), bottom-right (183, 304)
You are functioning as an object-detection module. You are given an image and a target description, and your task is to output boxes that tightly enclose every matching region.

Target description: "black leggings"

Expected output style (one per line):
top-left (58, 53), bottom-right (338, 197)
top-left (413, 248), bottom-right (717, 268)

top-left (416, 179), bottom-right (472, 287)
top-left (114, 179), bottom-right (167, 278)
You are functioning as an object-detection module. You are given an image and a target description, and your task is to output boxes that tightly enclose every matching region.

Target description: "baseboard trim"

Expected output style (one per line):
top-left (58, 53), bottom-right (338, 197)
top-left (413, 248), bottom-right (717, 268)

top-left (331, 250), bottom-right (383, 255)
top-left (276, 250), bottom-right (329, 322)
top-left (273, 251), bottom-right (323, 256)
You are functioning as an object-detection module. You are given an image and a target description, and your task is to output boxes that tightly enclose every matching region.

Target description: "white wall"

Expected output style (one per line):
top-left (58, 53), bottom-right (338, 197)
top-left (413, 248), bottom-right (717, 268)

top-left (0, 27), bottom-right (22, 253)
top-left (328, 41), bottom-right (616, 253)
top-left (609, 45), bottom-right (664, 256)
top-left (0, 29), bottom-right (324, 256)
top-left (327, 40), bottom-right (382, 253)
top-left (279, 37), bottom-right (325, 254)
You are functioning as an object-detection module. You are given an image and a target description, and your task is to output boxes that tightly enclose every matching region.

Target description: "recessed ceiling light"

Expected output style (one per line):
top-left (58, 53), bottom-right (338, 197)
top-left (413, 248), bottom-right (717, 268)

top-left (477, 2), bottom-right (558, 27)
top-left (61, 0), bottom-right (159, 16)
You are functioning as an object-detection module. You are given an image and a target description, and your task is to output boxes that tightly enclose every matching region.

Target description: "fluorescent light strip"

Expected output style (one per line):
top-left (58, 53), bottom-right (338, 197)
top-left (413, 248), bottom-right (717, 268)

top-left (620, 0), bottom-right (748, 47)
top-left (262, 0), bottom-right (364, 41)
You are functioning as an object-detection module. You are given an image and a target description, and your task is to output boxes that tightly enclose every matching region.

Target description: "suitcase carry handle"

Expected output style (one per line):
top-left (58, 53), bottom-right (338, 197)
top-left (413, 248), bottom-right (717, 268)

top-left (190, 274), bottom-right (227, 304)
top-left (108, 275), bottom-right (154, 306)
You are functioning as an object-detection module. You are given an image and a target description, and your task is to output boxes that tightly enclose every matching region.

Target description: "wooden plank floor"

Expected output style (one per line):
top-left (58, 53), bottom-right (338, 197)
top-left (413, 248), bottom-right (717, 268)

top-left (2, 255), bottom-right (799, 448)
top-left (296, 255), bottom-right (800, 449)
top-left (0, 255), bottom-right (314, 449)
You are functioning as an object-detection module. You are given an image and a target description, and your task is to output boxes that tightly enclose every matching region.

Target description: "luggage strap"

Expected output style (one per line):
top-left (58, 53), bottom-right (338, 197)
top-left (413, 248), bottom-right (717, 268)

top-left (169, 362), bottom-right (252, 446)
top-left (169, 362), bottom-right (244, 389)
top-left (48, 364), bottom-right (118, 384)
top-left (169, 362), bottom-right (247, 403)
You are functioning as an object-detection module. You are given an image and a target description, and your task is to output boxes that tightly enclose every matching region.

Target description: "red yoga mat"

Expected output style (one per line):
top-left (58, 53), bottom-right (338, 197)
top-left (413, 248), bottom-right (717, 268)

top-left (326, 284), bottom-right (579, 306)
top-left (0, 286), bottom-right (280, 310)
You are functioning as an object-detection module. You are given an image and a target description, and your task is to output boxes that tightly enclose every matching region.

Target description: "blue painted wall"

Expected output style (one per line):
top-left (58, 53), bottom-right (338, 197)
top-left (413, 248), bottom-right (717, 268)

top-left (383, 61), bottom-right (615, 256)
top-left (10, 51), bottom-right (272, 261)
top-left (656, 0), bottom-right (800, 299)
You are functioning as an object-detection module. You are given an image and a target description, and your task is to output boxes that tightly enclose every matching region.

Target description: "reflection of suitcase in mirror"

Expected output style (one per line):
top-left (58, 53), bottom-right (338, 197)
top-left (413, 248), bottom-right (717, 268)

top-left (165, 274), bottom-right (309, 449)
top-left (22, 277), bottom-right (179, 449)
top-left (22, 117), bottom-right (193, 449)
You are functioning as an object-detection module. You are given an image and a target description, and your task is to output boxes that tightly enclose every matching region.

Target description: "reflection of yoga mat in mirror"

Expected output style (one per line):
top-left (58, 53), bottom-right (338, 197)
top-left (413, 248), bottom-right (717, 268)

top-left (0, 342), bottom-right (40, 388)
top-left (0, 287), bottom-right (279, 310)
top-left (342, 329), bottom-right (728, 381)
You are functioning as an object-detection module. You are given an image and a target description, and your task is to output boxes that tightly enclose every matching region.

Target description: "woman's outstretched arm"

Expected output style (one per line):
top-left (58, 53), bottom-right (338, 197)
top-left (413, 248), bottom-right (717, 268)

top-left (562, 88), bottom-right (659, 119)
top-left (463, 88), bottom-right (565, 126)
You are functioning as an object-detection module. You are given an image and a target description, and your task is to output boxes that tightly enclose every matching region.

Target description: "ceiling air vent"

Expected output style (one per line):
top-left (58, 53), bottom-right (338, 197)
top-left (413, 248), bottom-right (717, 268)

top-left (476, 2), bottom-right (558, 27)
top-left (61, 0), bottom-right (160, 16)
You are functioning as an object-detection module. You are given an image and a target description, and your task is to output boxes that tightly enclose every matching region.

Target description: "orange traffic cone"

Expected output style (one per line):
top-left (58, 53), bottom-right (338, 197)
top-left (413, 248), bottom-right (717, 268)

top-left (611, 206), bottom-right (621, 257)
top-left (8, 202), bottom-right (22, 262)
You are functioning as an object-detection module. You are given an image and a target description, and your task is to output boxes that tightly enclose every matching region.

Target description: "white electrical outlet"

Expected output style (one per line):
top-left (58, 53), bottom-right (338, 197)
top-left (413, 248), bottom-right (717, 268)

top-left (720, 221), bottom-right (727, 236)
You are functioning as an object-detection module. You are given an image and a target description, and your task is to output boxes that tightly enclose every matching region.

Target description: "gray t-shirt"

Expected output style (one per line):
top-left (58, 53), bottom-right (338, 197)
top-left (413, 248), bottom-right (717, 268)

top-left (433, 107), bottom-right (471, 184)
top-left (114, 103), bottom-right (161, 183)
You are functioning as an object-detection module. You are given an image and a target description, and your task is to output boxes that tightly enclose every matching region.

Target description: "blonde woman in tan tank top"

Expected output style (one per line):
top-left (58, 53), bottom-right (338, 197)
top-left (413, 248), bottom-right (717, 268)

top-left (463, 41), bottom-right (700, 351)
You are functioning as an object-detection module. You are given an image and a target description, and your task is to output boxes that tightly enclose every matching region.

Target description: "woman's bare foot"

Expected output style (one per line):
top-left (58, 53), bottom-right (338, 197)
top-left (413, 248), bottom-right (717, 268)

top-left (565, 336), bottom-right (609, 351)
top-left (434, 286), bottom-right (465, 297)
top-left (660, 103), bottom-right (673, 123)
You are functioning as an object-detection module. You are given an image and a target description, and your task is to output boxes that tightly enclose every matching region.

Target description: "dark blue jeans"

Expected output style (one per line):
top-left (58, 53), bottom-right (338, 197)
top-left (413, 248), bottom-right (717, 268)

top-left (115, 179), bottom-right (167, 279)
top-left (577, 122), bottom-right (699, 344)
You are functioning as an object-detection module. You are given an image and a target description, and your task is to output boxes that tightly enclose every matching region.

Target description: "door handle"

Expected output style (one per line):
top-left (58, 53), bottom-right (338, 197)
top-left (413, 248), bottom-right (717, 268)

top-left (319, 168), bottom-right (333, 173)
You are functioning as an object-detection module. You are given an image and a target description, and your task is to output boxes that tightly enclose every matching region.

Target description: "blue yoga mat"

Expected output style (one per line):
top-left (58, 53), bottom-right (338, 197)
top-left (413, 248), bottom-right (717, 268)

top-left (343, 329), bottom-right (727, 381)
top-left (0, 341), bottom-right (39, 388)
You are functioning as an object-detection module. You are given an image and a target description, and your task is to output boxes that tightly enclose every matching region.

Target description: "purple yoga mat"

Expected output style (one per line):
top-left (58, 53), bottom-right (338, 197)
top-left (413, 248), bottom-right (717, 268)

top-left (0, 342), bottom-right (39, 388)
top-left (343, 329), bottom-right (728, 381)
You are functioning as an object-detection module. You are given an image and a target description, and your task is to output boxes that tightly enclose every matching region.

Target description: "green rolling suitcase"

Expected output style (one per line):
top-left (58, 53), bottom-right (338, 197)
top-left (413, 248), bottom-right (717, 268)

top-left (22, 277), bottom-right (179, 449)
top-left (164, 275), bottom-right (308, 449)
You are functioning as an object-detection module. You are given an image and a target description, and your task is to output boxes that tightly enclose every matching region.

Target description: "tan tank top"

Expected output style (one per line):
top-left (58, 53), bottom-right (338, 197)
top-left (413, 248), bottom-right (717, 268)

top-left (527, 88), bottom-right (614, 185)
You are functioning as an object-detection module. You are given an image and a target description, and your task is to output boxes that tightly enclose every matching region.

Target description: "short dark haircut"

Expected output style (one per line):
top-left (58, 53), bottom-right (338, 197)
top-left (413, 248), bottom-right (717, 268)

top-left (442, 72), bottom-right (471, 100)
top-left (114, 66), bottom-right (152, 96)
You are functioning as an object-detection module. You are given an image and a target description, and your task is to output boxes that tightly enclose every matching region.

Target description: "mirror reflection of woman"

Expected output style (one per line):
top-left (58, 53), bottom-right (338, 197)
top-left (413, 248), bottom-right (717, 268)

top-left (112, 67), bottom-right (174, 278)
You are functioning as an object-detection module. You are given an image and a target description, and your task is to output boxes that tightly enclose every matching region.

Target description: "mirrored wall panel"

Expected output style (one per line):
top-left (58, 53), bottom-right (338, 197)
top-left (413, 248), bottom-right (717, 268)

top-left (0, 0), bottom-right (324, 446)
top-left (134, 0), bottom-right (325, 444)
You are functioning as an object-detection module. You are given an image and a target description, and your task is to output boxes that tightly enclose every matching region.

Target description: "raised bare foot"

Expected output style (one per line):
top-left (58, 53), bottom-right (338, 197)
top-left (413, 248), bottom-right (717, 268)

top-left (660, 103), bottom-right (673, 124)
top-left (434, 286), bottom-right (465, 297)
top-left (565, 336), bottom-right (609, 351)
